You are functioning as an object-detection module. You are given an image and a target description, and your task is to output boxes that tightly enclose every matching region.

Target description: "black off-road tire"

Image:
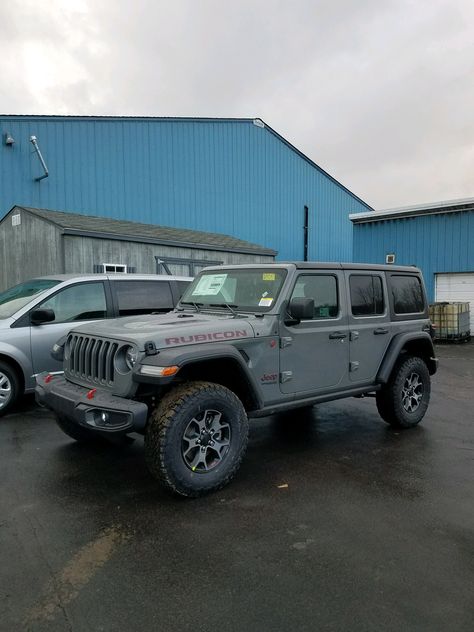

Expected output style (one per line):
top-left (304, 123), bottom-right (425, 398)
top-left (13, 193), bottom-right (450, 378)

top-left (55, 413), bottom-right (103, 443)
top-left (145, 381), bottom-right (249, 497)
top-left (0, 360), bottom-right (22, 418)
top-left (376, 355), bottom-right (430, 428)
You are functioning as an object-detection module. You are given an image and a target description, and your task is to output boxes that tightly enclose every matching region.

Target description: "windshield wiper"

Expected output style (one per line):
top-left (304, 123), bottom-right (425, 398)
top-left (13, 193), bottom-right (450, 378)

top-left (180, 301), bottom-right (203, 312)
top-left (209, 303), bottom-right (239, 316)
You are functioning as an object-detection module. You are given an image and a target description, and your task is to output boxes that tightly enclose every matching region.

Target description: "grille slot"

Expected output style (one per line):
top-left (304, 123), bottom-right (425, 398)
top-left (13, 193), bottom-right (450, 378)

top-left (66, 334), bottom-right (119, 385)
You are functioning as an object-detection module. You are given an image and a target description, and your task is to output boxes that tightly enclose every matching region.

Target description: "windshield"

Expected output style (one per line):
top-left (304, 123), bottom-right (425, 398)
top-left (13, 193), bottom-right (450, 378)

top-left (0, 279), bottom-right (61, 319)
top-left (180, 268), bottom-right (287, 313)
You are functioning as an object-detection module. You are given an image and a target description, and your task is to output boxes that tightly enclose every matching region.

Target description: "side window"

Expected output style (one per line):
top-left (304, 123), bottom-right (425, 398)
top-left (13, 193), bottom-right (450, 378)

top-left (37, 283), bottom-right (107, 323)
top-left (114, 281), bottom-right (173, 316)
top-left (350, 275), bottom-right (384, 316)
top-left (390, 275), bottom-right (424, 314)
top-left (291, 275), bottom-right (338, 319)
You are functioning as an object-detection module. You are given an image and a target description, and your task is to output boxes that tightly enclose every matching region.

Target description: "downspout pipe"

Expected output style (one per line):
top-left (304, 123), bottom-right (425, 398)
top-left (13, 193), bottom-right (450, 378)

top-left (29, 136), bottom-right (49, 181)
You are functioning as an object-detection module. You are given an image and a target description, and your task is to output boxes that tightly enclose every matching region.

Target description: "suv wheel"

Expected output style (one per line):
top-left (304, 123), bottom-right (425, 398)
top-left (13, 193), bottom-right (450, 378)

top-left (145, 381), bottom-right (249, 497)
top-left (0, 361), bottom-right (21, 417)
top-left (376, 356), bottom-right (430, 428)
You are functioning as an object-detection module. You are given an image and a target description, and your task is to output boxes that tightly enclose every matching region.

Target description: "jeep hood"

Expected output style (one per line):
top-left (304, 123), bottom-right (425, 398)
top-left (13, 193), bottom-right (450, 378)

top-left (69, 312), bottom-right (256, 350)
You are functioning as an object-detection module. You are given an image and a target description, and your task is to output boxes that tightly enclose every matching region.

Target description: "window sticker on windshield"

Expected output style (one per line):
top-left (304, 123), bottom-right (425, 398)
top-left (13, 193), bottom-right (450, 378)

top-left (263, 273), bottom-right (275, 281)
top-left (192, 274), bottom-right (228, 296)
top-left (259, 297), bottom-right (273, 307)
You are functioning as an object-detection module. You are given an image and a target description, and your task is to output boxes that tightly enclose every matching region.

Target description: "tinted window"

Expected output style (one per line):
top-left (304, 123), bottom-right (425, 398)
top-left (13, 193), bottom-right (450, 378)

top-left (391, 275), bottom-right (424, 314)
top-left (38, 283), bottom-right (107, 323)
top-left (115, 281), bottom-right (173, 316)
top-left (291, 275), bottom-right (338, 319)
top-left (350, 275), bottom-right (384, 316)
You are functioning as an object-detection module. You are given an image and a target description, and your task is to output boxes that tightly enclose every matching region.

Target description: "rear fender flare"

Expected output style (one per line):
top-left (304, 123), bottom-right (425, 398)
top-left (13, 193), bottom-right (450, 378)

top-left (377, 332), bottom-right (437, 384)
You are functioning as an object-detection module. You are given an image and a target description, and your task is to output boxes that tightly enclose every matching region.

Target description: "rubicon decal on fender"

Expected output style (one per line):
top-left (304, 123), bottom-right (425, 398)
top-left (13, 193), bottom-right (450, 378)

top-left (165, 330), bottom-right (248, 345)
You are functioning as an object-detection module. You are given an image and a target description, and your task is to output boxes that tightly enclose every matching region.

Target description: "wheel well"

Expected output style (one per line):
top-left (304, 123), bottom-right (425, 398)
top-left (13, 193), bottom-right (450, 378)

top-left (400, 339), bottom-right (437, 374)
top-left (177, 358), bottom-right (260, 411)
top-left (0, 354), bottom-right (25, 390)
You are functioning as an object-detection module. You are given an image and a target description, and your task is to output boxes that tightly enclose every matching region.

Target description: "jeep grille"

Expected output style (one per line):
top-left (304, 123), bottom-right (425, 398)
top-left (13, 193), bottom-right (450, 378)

top-left (65, 334), bottom-right (119, 385)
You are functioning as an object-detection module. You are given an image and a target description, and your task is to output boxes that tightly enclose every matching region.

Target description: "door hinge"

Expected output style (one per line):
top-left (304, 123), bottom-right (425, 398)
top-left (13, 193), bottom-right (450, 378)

top-left (280, 371), bottom-right (293, 383)
top-left (349, 361), bottom-right (360, 372)
top-left (350, 331), bottom-right (359, 341)
top-left (280, 336), bottom-right (293, 348)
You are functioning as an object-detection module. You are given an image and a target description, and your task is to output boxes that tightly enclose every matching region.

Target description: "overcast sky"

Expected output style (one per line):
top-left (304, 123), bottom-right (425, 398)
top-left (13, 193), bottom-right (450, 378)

top-left (1, 0), bottom-right (473, 209)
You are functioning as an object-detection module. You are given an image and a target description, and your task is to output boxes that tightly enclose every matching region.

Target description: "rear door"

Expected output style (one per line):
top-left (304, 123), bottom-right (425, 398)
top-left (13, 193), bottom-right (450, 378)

top-left (345, 271), bottom-right (391, 384)
top-left (279, 270), bottom-right (350, 395)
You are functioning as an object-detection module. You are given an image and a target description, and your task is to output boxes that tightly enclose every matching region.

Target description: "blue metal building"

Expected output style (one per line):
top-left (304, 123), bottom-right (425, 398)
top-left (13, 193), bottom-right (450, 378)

top-left (0, 115), bottom-right (371, 261)
top-left (351, 198), bottom-right (474, 328)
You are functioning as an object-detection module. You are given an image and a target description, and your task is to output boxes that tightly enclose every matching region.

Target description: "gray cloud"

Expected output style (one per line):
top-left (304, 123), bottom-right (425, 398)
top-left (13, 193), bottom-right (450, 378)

top-left (0, 0), bottom-right (473, 208)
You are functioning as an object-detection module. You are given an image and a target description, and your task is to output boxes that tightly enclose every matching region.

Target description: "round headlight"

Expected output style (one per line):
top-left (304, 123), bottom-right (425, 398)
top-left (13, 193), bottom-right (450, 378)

top-left (125, 346), bottom-right (138, 370)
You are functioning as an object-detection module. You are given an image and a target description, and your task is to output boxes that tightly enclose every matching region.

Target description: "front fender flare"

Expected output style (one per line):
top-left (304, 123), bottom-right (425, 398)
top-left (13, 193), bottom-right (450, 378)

top-left (135, 343), bottom-right (264, 410)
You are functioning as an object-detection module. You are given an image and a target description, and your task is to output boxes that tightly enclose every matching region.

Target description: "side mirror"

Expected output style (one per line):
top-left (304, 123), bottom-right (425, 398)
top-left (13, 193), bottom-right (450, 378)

top-left (288, 297), bottom-right (314, 322)
top-left (30, 308), bottom-right (56, 325)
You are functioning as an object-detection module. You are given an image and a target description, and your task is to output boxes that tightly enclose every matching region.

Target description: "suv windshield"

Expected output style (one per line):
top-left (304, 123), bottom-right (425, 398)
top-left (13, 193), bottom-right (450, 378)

top-left (180, 268), bottom-right (287, 313)
top-left (0, 279), bottom-right (60, 319)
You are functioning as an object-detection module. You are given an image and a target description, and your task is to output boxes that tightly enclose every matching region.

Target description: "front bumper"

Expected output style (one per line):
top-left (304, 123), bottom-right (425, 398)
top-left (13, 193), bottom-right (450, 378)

top-left (35, 374), bottom-right (148, 434)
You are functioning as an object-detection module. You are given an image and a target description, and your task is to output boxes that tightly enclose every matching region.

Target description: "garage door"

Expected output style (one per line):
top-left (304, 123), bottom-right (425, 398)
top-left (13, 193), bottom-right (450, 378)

top-left (435, 273), bottom-right (474, 332)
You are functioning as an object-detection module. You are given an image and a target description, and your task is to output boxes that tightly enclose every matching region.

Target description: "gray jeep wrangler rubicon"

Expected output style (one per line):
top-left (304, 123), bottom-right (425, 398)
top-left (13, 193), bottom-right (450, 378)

top-left (36, 263), bottom-right (438, 497)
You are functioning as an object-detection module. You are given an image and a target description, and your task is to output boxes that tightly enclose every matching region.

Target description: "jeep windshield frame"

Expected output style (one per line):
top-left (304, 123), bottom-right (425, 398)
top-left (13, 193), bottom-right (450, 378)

top-left (179, 268), bottom-right (288, 314)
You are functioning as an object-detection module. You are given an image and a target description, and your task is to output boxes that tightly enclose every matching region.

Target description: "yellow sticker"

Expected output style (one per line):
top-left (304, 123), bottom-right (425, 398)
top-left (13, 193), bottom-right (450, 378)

top-left (263, 273), bottom-right (276, 281)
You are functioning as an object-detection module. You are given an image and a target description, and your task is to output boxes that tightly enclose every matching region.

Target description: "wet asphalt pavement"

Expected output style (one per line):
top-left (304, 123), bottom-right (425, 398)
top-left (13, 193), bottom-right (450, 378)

top-left (1, 343), bottom-right (473, 632)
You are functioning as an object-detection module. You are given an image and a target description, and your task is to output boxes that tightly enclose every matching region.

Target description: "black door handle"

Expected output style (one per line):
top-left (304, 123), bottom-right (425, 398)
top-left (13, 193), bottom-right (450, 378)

top-left (329, 331), bottom-right (347, 340)
top-left (374, 328), bottom-right (389, 335)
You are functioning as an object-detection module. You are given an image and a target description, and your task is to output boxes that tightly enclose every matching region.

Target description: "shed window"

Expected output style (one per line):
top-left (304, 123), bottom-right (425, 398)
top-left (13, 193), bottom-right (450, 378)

top-left (104, 263), bottom-right (127, 273)
top-left (350, 275), bottom-right (384, 316)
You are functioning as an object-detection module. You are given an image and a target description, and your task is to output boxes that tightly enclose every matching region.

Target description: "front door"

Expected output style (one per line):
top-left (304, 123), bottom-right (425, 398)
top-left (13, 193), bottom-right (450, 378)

top-left (345, 271), bottom-right (391, 384)
top-left (30, 281), bottom-right (109, 375)
top-left (279, 271), bottom-right (350, 395)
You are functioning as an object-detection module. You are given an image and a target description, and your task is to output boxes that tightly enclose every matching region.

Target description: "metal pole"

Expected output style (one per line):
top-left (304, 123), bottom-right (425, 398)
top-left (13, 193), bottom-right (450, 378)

top-left (30, 136), bottom-right (49, 181)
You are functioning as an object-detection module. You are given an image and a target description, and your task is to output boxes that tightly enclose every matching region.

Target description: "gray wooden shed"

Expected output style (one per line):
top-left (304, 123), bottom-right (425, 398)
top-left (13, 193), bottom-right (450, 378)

top-left (0, 206), bottom-right (277, 291)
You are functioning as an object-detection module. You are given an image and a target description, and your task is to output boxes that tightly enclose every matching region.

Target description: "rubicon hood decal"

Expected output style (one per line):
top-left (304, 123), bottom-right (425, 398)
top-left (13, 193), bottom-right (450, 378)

top-left (165, 330), bottom-right (248, 345)
top-left (68, 312), bottom-right (256, 349)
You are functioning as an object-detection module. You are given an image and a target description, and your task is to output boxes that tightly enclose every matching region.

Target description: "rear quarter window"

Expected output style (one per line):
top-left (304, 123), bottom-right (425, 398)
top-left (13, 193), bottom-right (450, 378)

top-left (390, 275), bottom-right (424, 314)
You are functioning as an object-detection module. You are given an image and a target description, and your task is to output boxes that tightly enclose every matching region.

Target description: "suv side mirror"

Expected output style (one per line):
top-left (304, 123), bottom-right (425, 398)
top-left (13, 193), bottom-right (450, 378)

top-left (288, 297), bottom-right (314, 322)
top-left (30, 308), bottom-right (56, 325)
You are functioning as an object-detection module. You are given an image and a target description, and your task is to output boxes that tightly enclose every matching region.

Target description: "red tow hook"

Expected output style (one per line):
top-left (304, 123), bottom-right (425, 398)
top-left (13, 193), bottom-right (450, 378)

top-left (44, 374), bottom-right (53, 384)
top-left (87, 388), bottom-right (97, 400)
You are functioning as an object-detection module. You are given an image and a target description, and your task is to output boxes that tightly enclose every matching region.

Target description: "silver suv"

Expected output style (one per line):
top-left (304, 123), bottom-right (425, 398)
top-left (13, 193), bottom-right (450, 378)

top-left (0, 273), bottom-right (191, 415)
top-left (37, 263), bottom-right (438, 497)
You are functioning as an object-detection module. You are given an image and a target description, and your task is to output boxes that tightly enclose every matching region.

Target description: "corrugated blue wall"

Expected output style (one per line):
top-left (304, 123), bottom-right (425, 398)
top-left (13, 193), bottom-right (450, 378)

top-left (0, 116), bottom-right (370, 261)
top-left (353, 211), bottom-right (474, 300)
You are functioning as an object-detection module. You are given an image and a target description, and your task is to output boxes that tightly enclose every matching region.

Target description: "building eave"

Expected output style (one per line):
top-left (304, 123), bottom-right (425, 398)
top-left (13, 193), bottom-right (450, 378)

top-left (350, 197), bottom-right (474, 224)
